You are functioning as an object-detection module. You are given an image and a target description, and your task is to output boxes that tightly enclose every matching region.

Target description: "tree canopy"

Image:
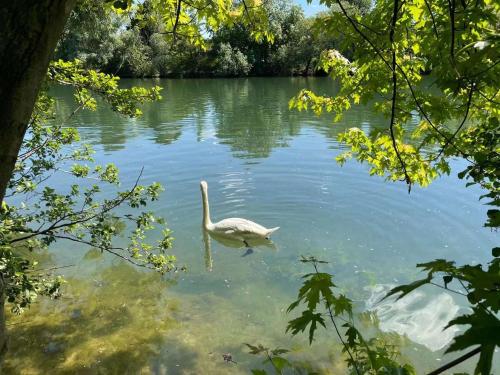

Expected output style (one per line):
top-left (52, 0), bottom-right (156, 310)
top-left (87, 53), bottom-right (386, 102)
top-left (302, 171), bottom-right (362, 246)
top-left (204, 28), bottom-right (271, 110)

top-left (55, 0), bottom-right (346, 77)
top-left (286, 0), bottom-right (499, 372)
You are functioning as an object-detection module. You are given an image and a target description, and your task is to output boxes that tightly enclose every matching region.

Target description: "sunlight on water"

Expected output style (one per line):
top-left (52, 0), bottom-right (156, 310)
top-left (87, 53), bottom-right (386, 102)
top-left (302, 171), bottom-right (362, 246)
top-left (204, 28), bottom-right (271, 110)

top-left (365, 285), bottom-right (460, 351)
top-left (5, 77), bottom-right (498, 374)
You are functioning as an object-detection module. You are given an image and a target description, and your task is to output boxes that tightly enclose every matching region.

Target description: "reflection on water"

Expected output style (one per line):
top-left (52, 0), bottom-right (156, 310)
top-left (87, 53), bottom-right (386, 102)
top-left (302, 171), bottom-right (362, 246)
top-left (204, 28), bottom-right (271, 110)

top-left (365, 285), bottom-right (460, 351)
top-left (202, 230), bottom-right (213, 271)
top-left (203, 229), bottom-right (277, 271)
top-left (57, 78), bottom-right (356, 158)
top-left (9, 77), bottom-right (496, 373)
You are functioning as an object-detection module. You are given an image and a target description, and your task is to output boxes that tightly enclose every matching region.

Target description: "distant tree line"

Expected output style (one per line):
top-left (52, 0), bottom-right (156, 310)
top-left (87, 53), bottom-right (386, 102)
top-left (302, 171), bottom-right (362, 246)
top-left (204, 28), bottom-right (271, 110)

top-left (55, 0), bottom-right (369, 78)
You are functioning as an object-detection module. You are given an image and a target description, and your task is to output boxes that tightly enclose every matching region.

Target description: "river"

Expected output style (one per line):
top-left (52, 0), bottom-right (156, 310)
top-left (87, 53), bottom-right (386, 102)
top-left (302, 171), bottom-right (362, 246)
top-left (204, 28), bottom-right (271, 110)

top-left (5, 77), bottom-right (497, 374)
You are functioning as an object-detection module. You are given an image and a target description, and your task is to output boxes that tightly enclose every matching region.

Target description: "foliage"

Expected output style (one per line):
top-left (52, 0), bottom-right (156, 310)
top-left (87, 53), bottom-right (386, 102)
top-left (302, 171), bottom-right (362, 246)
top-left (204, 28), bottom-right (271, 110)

top-left (291, 0), bottom-right (499, 191)
top-left (57, 0), bottom-right (346, 77)
top-left (215, 43), bottom-right (252, 76)
top-left (288, 0), bottom-right (499, 373)
top-left (56, 0), bottom-right (122, 69)
top-left (110, 26), bottom-right (157, 77)
top-left (245, 343), bottom-right (294, 375)
top-left (102, 0), bottom-right (273, 76)
top-left (247, 258), bottom-right (417, 374)
top-left (386, 256), bottom-right (500, 374)
top-left (211, 0), bottom-right (339, 76)
top-left (1, 60), bottom-right (176, 314)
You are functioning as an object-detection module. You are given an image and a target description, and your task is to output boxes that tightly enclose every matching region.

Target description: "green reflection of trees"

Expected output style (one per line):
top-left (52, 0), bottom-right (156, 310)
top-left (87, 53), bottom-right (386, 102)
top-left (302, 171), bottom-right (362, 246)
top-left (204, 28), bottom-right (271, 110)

top-left (176, 77), bottom-right (383, 160)
top-left (53, 77), bottom-right (384, 158)
top-left (209, 79), bottom-right (300, 159)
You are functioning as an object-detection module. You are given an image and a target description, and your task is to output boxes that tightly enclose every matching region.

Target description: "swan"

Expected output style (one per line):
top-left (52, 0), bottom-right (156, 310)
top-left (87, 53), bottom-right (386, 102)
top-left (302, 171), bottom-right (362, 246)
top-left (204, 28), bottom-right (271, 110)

top-left (200, 180), bottom-right (279, 247)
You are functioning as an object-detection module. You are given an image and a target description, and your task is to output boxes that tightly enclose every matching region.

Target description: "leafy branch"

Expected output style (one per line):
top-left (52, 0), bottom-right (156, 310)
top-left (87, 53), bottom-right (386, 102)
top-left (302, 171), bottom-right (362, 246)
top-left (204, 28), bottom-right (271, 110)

top-left (385, 255), bottom-right (500, 374)
top-left (286, 256), bottom-right (415, 374)
top-left (1, 60), bottom-right (177, 314)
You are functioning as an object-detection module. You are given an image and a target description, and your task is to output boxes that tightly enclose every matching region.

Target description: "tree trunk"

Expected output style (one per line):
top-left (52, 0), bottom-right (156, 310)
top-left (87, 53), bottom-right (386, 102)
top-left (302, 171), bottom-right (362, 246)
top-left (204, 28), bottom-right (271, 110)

top-left (0, 275), bottom-right (6, 360)
top-left (304, 57), bottom-right (312, 76)
top-left (0, 0), bottom-right (76, 362)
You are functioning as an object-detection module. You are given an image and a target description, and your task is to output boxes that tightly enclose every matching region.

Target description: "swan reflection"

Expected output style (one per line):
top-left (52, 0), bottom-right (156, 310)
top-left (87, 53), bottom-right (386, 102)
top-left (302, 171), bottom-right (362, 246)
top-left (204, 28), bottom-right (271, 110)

top-left (365, 284), bottom-right (460, 351)
top-left (202, 229), bottom-right (276, 271)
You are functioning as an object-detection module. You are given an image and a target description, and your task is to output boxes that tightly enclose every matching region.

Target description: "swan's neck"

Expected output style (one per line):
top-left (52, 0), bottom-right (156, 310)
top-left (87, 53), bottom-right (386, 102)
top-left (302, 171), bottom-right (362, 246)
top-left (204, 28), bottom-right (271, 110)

top-left (201, 186), bottom-right (212, 229)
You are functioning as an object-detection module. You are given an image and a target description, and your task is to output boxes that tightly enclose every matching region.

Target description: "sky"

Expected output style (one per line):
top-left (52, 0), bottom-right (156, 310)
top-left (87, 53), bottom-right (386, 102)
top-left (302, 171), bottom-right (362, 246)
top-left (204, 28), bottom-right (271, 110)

top-left (294, 0), bottom-right (328, 16)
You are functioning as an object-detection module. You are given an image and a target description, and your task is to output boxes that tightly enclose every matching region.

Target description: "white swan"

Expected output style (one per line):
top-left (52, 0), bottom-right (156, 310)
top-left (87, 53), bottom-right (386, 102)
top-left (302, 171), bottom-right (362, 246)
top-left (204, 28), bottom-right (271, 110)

top-left (200, 180), bottom-right (279, 246)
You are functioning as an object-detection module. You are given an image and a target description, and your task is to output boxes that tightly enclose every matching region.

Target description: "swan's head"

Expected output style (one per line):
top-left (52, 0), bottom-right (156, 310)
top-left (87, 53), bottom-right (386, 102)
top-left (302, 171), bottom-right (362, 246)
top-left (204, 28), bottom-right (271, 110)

top-left (200, 180), bottom-right (208, 191)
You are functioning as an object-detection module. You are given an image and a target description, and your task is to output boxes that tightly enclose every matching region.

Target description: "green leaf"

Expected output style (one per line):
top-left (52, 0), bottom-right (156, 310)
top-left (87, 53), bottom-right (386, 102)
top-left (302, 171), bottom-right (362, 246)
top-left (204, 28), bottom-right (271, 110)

top-left (475, 345), bottom-right (495, 375)
top-left (384, 275), bottom-right (431, 300)
top-left (343, 323), bottom-right (359, 347)
top-left (297, 272), bottom-right (335, 310)
top-left (245, 343), bottom-right (268, 355)
top-left (266, 356), bottom-right (291, 371)
top-left (445, 308), bottom-right (500, 374)
top-left (286, 300), bottom-right (300, 313)
top-left (270, 348), bottom-right (289, 355)
top-left (286, 310), bottom-right (326, 344)
top-left (332, 294), bottom-right (352, 316)
top-left (417, 259), bottom-right (456, 273)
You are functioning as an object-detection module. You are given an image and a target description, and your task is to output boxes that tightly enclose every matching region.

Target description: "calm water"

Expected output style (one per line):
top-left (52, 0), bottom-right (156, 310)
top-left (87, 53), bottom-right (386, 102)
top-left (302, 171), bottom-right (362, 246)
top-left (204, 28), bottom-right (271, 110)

top-left (6, 78), bottom-right (498, 374)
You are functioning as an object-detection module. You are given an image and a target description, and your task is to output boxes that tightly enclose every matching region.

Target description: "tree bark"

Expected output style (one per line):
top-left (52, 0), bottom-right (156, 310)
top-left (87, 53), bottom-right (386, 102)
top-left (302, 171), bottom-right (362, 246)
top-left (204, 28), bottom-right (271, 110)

top-left (0, 274), bottom-right (6, 361)
top-left (0, 0), bottom-right (76, 362)
top-left (0, 0), bottom-right (76, 203)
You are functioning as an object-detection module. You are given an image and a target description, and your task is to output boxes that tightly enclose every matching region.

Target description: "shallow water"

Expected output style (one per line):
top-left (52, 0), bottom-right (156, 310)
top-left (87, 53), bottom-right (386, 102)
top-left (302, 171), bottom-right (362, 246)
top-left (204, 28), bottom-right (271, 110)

top-left (6, 77), bottom-right (498, 374)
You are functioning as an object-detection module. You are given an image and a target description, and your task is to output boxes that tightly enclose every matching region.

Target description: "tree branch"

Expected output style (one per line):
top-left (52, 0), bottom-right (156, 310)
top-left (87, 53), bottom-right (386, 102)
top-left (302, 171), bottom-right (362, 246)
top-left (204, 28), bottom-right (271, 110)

top-left (448, 0), bottom-right (456, 61)
top-left (389, 0), bottom-right (411, 191)
top-left (423, 0), bottom-right (439, 38)
top-left (8, 168), bottom-right (144, 244)
top-left (335, 0), bottom-right (393, 72)
top-left (426, 347), bottom-right (481, 375)
top-left (172, 0), bottom-right (182, 44)
top-left (435, 84), bottom-right (474, 159)
top-left (312, 262), bottom-right (361, 375)
top-left (335, 0), bottom-right (476, 166)
top-left (52, 234), bottom-right (154, 270)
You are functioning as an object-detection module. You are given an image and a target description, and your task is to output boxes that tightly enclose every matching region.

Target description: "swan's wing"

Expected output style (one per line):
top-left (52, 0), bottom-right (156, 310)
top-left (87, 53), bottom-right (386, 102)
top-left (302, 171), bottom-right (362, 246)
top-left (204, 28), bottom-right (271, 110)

top-left (213, 218), bottom-right (267, 236)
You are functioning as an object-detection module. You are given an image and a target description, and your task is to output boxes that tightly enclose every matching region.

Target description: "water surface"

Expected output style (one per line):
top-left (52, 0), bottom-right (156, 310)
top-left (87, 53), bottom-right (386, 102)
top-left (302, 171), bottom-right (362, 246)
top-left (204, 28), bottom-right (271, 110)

top-left (6, 78), bottom-right (498, 374)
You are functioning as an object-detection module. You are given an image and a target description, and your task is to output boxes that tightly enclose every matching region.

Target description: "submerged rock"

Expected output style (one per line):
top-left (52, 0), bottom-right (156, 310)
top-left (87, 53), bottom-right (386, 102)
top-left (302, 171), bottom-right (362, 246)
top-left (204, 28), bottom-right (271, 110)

top-left (44, 341), bottom-right (64, 354)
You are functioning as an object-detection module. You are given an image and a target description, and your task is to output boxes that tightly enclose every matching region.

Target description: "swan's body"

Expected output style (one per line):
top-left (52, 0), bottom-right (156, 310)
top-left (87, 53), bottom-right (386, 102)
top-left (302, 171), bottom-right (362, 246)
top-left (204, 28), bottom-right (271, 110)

top-left (200, 181), bottom-right (279, 243)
